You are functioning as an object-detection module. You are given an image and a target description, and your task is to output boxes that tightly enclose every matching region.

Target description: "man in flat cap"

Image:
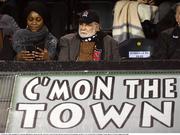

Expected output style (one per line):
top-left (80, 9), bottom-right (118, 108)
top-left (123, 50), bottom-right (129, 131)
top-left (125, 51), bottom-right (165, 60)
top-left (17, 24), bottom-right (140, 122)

top-left (58, 10), bottom-right (120, 62)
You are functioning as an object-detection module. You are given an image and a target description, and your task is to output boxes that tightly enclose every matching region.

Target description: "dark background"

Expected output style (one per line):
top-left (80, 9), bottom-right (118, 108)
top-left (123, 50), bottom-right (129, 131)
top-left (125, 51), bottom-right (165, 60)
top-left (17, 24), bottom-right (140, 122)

top-left (1, 0), bottom-right (180, 38)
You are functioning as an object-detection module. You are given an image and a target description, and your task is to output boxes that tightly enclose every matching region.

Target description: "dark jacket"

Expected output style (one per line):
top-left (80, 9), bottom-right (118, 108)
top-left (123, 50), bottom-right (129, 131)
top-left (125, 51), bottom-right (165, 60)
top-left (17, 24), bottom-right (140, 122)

top-left (58, 32), bottom-right (120, 62)
top-left (154, 26), bottom-right (180, 59)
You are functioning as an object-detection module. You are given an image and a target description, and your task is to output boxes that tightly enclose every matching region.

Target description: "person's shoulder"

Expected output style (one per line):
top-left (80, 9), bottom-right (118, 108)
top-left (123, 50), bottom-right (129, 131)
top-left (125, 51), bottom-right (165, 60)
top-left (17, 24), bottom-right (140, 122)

top-left (13, 29), bottom-right (26, 36)
top-left (103, 34), bottom-right (118, 46)
top-left (1, 14), bottom-right (13, 20)
top-left (60, 33), bottom-right (78, 40)
top-left (0, 14), bottom-right (17, 25)
top-left (13, 29), bottom-right (27, 41)
top-left (103, 34), bottom-right (117, 41)
top-left (161, 27), bottom-right (175, 35)
top-left (47, 32), bottom-right (58, 44)
top-left (104, 34), bottom-right (112, 38)
top-left (48, 32), bottom-right (57, 39)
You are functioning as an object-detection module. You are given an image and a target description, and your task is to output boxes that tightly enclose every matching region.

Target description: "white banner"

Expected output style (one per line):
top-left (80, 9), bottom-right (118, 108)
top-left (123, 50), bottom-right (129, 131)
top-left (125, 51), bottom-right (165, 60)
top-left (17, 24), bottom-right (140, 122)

top-left (5, 71), bottom-right (180, 133)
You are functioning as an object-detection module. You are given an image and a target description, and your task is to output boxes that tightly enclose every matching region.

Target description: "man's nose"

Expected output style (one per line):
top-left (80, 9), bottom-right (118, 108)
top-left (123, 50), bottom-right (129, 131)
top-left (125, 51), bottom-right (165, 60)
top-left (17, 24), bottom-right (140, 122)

top-left (81, 24), bottom-right (86, 30)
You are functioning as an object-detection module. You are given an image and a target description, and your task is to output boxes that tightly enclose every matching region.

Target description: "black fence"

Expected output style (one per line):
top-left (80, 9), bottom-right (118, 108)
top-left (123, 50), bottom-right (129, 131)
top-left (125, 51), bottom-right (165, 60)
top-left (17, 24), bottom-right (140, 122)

top-left (0, 60), bottom-right (180, 72)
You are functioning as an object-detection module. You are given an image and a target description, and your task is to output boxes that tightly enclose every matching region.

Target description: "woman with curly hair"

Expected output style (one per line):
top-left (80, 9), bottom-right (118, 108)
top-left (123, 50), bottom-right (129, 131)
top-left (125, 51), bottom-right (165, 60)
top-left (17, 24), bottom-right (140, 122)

top-left (13, 1), bottom-right (57, 61)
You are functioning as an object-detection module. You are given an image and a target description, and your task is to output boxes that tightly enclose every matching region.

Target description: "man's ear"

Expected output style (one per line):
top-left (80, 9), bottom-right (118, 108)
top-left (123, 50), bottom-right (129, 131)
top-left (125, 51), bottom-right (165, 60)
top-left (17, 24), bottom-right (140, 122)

top-left (95, 23), bottom-right (100, 31)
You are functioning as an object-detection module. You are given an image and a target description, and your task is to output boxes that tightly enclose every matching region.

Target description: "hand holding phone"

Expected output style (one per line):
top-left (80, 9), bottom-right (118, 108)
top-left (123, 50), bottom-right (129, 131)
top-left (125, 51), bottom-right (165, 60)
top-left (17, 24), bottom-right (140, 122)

top-left (34, 48), bottom-right (49, 61)
top-left (16, 50), bottom-right (35, 61)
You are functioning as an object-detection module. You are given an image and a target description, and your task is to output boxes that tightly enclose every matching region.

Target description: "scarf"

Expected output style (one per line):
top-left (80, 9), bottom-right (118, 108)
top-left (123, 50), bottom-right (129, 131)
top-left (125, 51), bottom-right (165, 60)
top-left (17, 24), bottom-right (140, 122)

top-left (13, 26), bottom-right (49, 52)
top-left (78, 31), bottom-right (107, 61)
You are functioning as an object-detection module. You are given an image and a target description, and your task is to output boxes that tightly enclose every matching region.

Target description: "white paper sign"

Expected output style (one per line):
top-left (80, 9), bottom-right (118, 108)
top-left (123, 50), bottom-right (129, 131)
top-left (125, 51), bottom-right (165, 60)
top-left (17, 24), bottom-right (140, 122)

top-left (129, 51), bottom-right (151, 58)
top-left (5, 71), bottom-right (180, 133)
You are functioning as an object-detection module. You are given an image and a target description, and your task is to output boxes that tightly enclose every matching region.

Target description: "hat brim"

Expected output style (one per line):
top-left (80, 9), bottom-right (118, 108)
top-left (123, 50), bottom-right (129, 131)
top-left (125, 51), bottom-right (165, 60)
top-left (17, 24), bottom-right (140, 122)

top-left (79, 18), bottom-right (94, 24)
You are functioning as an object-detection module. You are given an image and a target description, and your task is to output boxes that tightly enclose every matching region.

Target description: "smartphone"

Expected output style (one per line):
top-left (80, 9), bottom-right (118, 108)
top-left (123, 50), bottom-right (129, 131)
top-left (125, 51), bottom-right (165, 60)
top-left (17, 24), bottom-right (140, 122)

top-left (35, 40), bottom-right (45, 52)
top-left (36, 43), bottom-right (44, 50)
top-left (25, 45), bottom-right (36, 52)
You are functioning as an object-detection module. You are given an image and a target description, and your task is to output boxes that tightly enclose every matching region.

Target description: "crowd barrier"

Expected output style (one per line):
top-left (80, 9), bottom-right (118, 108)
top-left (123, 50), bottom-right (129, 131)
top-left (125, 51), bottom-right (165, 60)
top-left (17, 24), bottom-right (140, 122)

top-left (0, 60), bottom-right (180, 134)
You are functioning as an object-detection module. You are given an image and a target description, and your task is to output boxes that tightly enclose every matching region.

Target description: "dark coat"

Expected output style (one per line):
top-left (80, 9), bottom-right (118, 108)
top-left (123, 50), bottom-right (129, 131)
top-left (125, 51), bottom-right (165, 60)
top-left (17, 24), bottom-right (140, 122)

top-left (154, 26), bottom-right (180, 59)
top-left (58, 33), bottom-right (120, 62)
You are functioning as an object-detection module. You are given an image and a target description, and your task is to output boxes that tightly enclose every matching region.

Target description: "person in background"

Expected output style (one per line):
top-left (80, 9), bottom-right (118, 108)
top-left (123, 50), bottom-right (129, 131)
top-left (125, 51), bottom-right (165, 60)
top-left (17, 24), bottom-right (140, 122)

top-left (138, 0), bottom-right (158, 39)
top-left (113, 0), bottom-right (158, 43)
top-left (154, 0), bottom-right (179, 34)
top-left (58, 10), bottom-right (120, 62)
top-left (13, 1), bottom-right (57, 61)
top-left (0, 2), bottom-right (20, 60)
top-left (154, 2), bottom-right (180, 59)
